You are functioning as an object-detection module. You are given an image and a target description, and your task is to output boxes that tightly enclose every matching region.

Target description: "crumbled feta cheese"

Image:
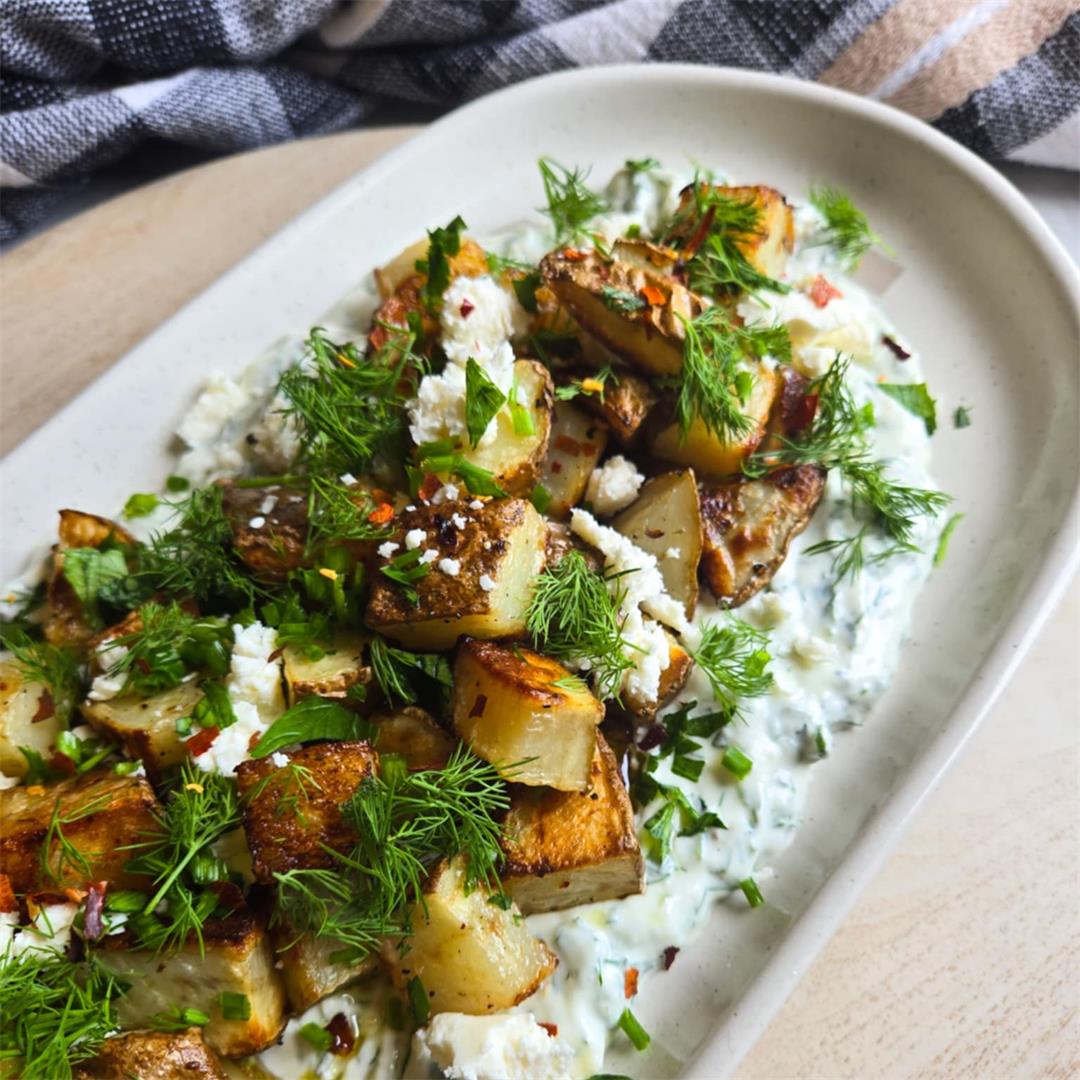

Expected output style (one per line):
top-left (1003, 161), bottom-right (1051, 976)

top-left (585, 455), bottom-right (644, 516)
top-left (415, 1012), bottom-right (573, 1080)
top-left (174, 443), bottom-right (245, 486)
top-left (438, 558), bottom-right (461, 577)
top-left (478, 574), bottom-right (496, 592)
top-left (246, 393), bottom-right (300, 472)
top-left (665, 547), bottom-right (681, 559)
top-left (226, 622), bottom-right (283, 716)
top-left (469, 500), bottom-right (484, 510)
top-left (793, 634), bottom-right (834, 666)
top-left (339, 473), bottom-right (356, 486)
top-left (405, 529), bottom-right (426, 550)
top-left (1, 902), bottom-right (80, 965)
top-left (270, 752), bottom-right (290, 769)
top-left (451, 513), bottom-right (468, 530)
top-left (248, 515), bottom-right (266, 529)
top-left (378, 541), bottom-right (401, 559)
top-left (259, 494), bottom-right (278, 515)
top-left (177, 373), bottom-right (249, 448)
top-left (430, 483), bottom-right (460, 505)
top-left (419, 549), bottom-right (440, 565)
top-left (87, 642), bottom-right (128, 702)
top-left (0, 774), bottom-right (17, 791)
top-left (193, 700), bottom-right (268, 777)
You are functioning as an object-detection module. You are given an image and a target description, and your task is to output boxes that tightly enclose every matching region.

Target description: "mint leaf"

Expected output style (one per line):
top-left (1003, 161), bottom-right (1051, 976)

top-left (879, 382), bottom-right (937, 435)
top-left (465, 359), bottom-right (506, 448)
top-left (250, 697), bottom-right (376, 759)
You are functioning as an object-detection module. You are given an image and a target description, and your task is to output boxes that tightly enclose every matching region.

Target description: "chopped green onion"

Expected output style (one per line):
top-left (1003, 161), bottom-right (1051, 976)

top-left (299, 1021), bottom-right (333, 1052)
top-left (123, 492), bottom-right (159, 519)
top-left (165, 475), bottom-right (190, 492)
top-left (218, 991), bottom-right (251, 1021)
top-left (530, 483), bottom-right (552, 514)
top-left (721, 745), bottom-right (753, 780)
top-left (113, 759), bottom-right (143, 776)
top-left (408, 976), bottom-right (431, 1026)
top-left (739, 877), bottom-right (764, 908)
top-left (617, 1007), bottom-right (651, 1051)
top-left (104, 889), bottom-right (146, 913)
top-left (671, 755), bottom-right (704, 782)
top-left (933, 512), bottom-right (965, 568)
top-left (508, 378), bottom-right (536, 436)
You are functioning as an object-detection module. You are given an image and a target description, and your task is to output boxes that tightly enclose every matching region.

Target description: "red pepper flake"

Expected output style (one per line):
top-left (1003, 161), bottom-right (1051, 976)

top-left (640, 284), bottom-right (666, 307)
top-left (49, 752), bottom-right (76, 777)
top-left (809, 275), bottom-right (843, 308)
top-left (581, 442), bottom-right (598, 457)
top-left (186, 725), bottom-right (219, 758)
top-left (326, 1013), bottom-right (355, 1056)
top-left (469, 694), bottom-right (487, 719)
top-left (459, 299), bottom-right (475, 319)
top-left (624, 967), bottom-right (639, 998)
top-left (561, 248), bottom-right (588, 261)
top-left (662, 945), bottom-right (680, 970)
top-left (682, 204), bottom-right (716, 261)
top-left (418, 473), bottom-right (443, 503)
top-left (638, 723), bottom-right (666, 752)
top-left (367, 502), bottom-right (395, 525)
top-left (551, 460), bottom-right (563, 474)
top-left (31, 690), bottom-right (55, 724)
top-left (554, 434), bottom-right (582, 456)
top-left (83, 882), bottom-right (107, 941)
top-left (538, 1022), bottom-right (558, 1038)
top-left (881, 334), bottom-right (911, 360)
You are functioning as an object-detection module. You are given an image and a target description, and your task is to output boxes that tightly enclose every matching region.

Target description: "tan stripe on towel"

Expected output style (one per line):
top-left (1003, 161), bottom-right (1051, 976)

top-left (886, 0), bottom-right (1077, 119)
top-left (819, 0), bottom-right (984, 96)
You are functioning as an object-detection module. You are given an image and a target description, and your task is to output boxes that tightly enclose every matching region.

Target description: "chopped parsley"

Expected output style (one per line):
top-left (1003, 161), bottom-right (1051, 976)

top-left (465, 358), bottom-right (507, 447)
top-left (416, 214), bottom-right (466, 310)
top-left (954, 405), bottom-right (973, 429)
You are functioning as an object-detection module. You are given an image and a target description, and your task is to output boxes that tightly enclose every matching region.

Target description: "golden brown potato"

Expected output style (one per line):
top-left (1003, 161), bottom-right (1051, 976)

top-left (0, 661), bottom-right (60, 779)
top-left (537, 402), bottom-right (608, 518)
top-left (667, 184), bottom-right (794, 284)
top-left (385, 856), bottom-right (557, 1015)
top-left (271, 923), bottom-right (376, 1013)
top-left (283, 632), bottom-right (372, 706)
top-left (372, 706), bottom-right (455, 772)
top-left (98, 913), bottom-right (286, 1058)
top-left (758, 364), bottom-right (816, 455)
top-left (573, 367), bottom-right (657, 446)
top-left (458, 360), bottom-right (553, 496)
top-left (81, 681), bottom-right (202, 778)
top-left (611, 469), bottom-right (702, 618)
top-left (539, 247), bottom-right (706, 377)
top-left (365, 498), bottom-right (546, 651)
top-left (221, 484), bottom-right (309, 577)
top-left (0, 769), bottom-right (161, 893)
top-left (500, 735), bottom-right (644, 915)
top-left (610, 237), bottom-right (681, 276)
top-left (699, 464), bottom-right (827, 606)
top-left (57, 509), bottom-right (134, 551)
top-left (542, 522), bottom-right (602, 573)
top-left (452, 639), bottom-right (603, 792)
top-left (619, 630), bottom-right (693, 722)
top-left (234, 741), bottom-right (377, 884)
top-left (650, 364), bottom-right (780, 478)
top-left (73, 1027), bottom-right (226, 1080)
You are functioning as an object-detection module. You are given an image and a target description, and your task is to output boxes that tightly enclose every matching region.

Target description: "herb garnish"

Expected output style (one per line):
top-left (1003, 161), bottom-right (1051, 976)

top-left (369, 635), bottom-right (453, 710)
top-left (416, 215), bottom-right (466, 310)
top-left (933, 513), bottom-right (965, 568)
top-left (538, 158), bottom-right (607, 244)
top-left (0, 627), bottom-right (81, 724)
top-left (879, 381), bottom-right (938, 435)
top-left (465, 358), bottom-right (507, 447)
top-left (954, 405), bottom-right (972, 429)
top-left (688, 620), bottom-right (773, 716)
top-left (61, 546), bottom-right (129, 629)
top-left (809, 185), bottom-right (890, 270)
top-left (251, 696), bottom-right (375, 760)
top-left (379, 548), bottom-right (433, 606)
top-left (601, 285), bottom-right (646, 313)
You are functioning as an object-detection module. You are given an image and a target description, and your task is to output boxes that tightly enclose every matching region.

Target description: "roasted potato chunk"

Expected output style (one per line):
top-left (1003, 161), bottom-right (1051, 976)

top-left (457, 360), bottom-right (553, 496)
top-left (699, 464), bottom-right (827, 606)
top-left (667, 184), bottom-right (794, 283)
top-left (620, 630), bottom-right (693, 722)
top-left (0, 769), bottom-right (161, 893)
top-left (385, 855), bottom-right (556, 1015)
top-left (537, 403), bottom-right (608, 518)
top-left (234, 741), bottom-right (377, 884)
top-left (542, 522), bottom-right (602, 573)
top-left (372, 706), bottom-right (455, 772)
top-left (650, 364), bottom-right (780, 477)
top-left (271, 923), bottom-right (376, 1013)
top-left (73, 1027), bottom-right (226, 1080)
top-left (98, 913), bottom-right (286, 1057)
top-left (283, 632), bottom-right (372, 706)
top-left (0, 661), bottom-right (60, 779)
top-left (611, 469), bottom-right (703, 617)
top-left (452, 639), bottom-right (603, 792)
top-left (365, 498), bottom-right (546, 651)
top-left (540, 247), bottom-right (706, 377)
top-left (501, 735), bottom-right (644, 914)
top-left (221, 484), bottom-right (309, 577)
top-left (610, 237), bottom-right (680, 276)
top-left (574, 367), bottom-right (657, 445)
top-left (81, 681), bottom-right (202, 777)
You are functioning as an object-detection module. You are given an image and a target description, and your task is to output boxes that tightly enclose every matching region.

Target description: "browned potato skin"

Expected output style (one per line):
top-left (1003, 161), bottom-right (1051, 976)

top-left (0, 661), bottom-right (59, 779)
top-left (611, 469), bottom-right (702, 618)
top-left (271, 923), bottom-right (376, 1013)
top-left (0, 770), bottom-right (162, 893)
top-left (283, 632), bottom-right (372, 706)
top-left (543, 522), bottom-right (602, 573)
top-left (540, 248), bottom-right (707, 377)
top-left (537, 402), bottom-right (608, 518)
top-left (610, 237), bottom-right (681, 276)
top-left (699, 464), bottom-right (827, 606)
top-left (572, 368), bottom-right (657, 446)
top-left (221, 483), bottom-right (310, 578)
top-left (73, 1028), bottom-right (226, 1080)
top-left (234, 741), bottom-right (377, 884)
top-left (372, 706), bottom-right (455, 772)
top-left (365, 498), bottom-right (546, 651)
top-left (619, 632), bottom-right (694, 723)
top-left (500, 735), bottom-right (644, 915)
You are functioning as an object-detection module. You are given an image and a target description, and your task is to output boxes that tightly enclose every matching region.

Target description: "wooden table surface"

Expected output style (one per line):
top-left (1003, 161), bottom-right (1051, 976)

top-left (2, 128), bottom-right (1077, 1079)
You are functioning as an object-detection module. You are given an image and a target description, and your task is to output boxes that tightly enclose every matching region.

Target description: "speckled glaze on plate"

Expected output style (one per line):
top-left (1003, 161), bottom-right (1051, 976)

top-left (1, 66), bottom-right (1077, 1079)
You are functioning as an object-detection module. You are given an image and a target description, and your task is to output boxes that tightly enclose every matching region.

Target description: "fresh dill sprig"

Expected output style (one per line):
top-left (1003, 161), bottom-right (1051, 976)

top-left (304, 475), bottom-right (390, 551)
top-left (0, 953), bottom-right (125, 1080)
top-left (538, 158), bottom-right (608, 244)
top-left (804, 528), bottom-right (918, 583)
top-left (124, 762), bottom-right (242, 955)
top-left (688, 620), bottom-right (773, 716)
top-left (670, 306), bottom-right (791, 444)
top-left (369, 635), bottom-right (453, 710)
top-left (274, 744), bottom-right (509, 962)
top-left (525, 550), bottom-right (634, 701)
top-left (0, 627), bottom-right (81, 724)
top-left (39, 790), bottom-right (112, 886)
top-left (809, 185), bottom-right (891, 270)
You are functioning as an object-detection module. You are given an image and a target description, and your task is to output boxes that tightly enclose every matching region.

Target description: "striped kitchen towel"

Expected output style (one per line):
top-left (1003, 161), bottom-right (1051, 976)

top-left (2, 0), bottom-right (1077, 242)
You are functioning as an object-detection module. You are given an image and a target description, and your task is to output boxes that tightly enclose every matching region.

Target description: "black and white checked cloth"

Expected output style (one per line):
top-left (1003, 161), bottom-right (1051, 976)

top-left (3, 0), bottom-right (1078, 242)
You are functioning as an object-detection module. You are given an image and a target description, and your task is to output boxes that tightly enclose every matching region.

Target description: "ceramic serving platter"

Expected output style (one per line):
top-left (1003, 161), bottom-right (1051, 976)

top-left (1, 65), bottom-right (1077, 1078)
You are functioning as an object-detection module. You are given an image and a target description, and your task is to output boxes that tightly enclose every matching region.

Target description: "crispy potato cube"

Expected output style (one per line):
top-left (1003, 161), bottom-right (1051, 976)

top-left (699, 464), bottom-right (827, 606)
top-left (610, 237), bottom-right (681, 276)
top-left (57, 509), bottom-right (134, 550)
top-left (540, 248), bottom-right (707, 377)
top-left (650, 364), bottom-right (780, 478)
top-left (542, 522), bottom-right (602, 574)
top-left (573, 367), bottom-right (656, 446)
top-left (271, 923), bottom-right (376, 1013)
top-left (283, 632), bottom-right (372, 706)
top-left (0, 661), bottom-right (60, 779)
top-left (97, 913), bottom-right (286, 1057)
top-left (669, 184), bottom-right (794, 282)
top-left (456, 360), bottom-right (553, 497)
top-left (73, 1027), bottom-right (226, 1080)
top-left (221, 484), bottom-right (309, 578)
top-left (365, 498), bottom-right (546, 651)
top-left (452, 639), bottom-right (602, 792)
top-left (81, 682), bottom-right (202, 777)
top-left (501, 735), bottom-right (644, 914)
top-left (611, 469), bottom-right (703, 618)
top-left (0, 770), bottom-right (161, 893)
top-left (537, 403), bottom-right (608, 518)
top-left (620, 630), bottom-right (693, 722)
top-left (372, 706), bottom-right (455, 772)
top-left (386, 855), bottom-right (556, 1015)
top-left (234, 741), bottom-right (376, 884)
